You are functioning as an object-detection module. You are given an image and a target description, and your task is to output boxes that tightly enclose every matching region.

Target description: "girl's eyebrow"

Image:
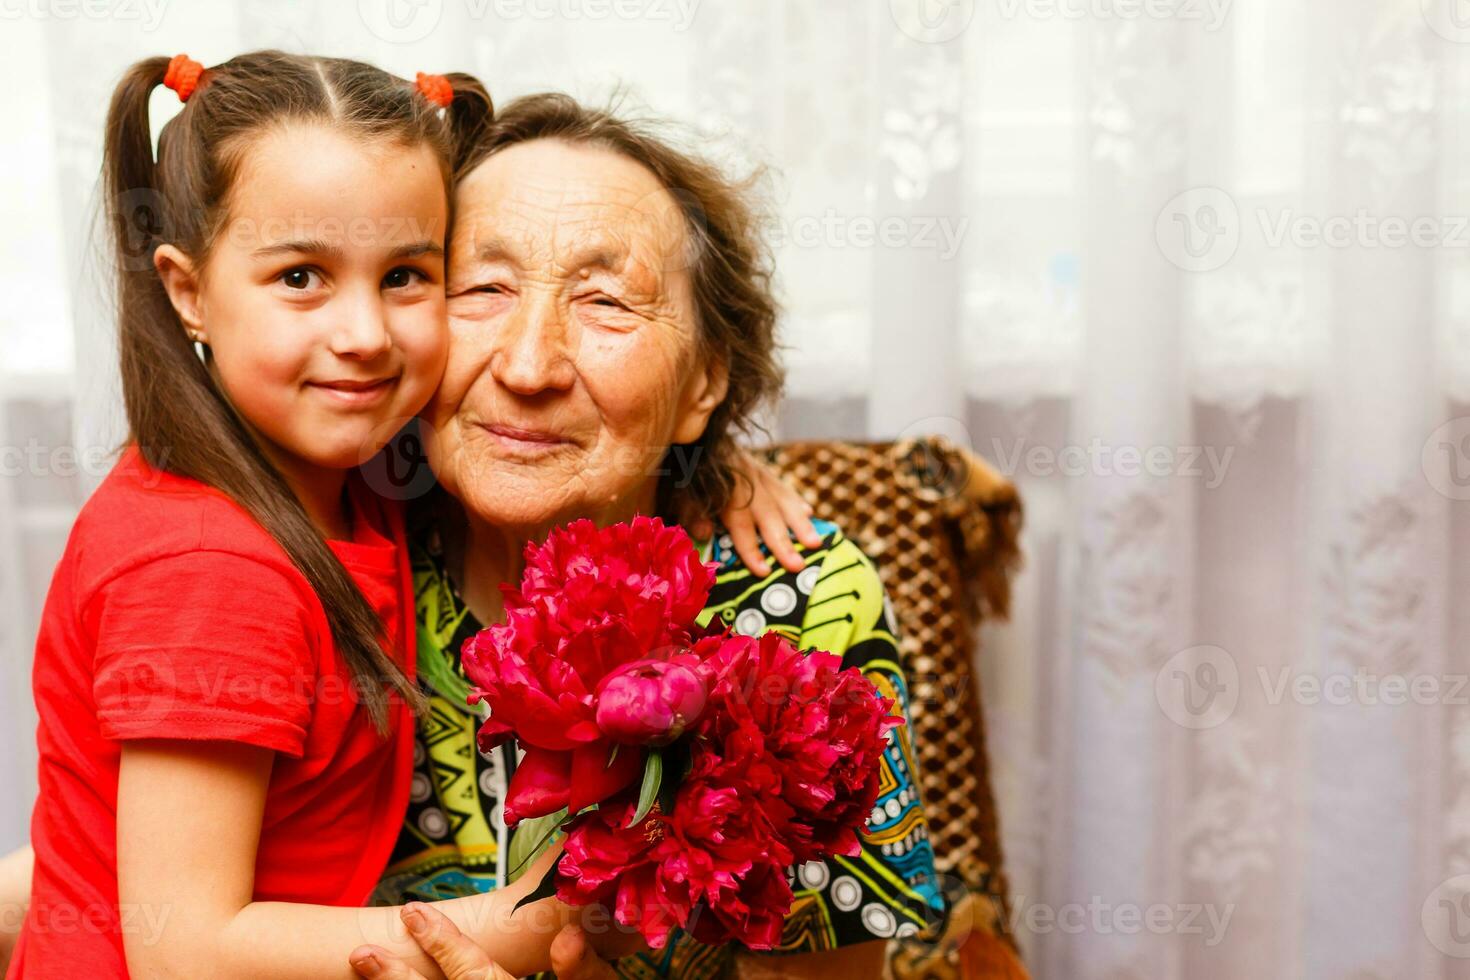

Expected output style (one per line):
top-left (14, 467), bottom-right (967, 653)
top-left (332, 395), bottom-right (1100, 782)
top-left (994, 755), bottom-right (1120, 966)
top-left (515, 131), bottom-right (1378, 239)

top-left (250, 239), bottom-right (445, 259)
top-left (252, 238), bottom-right (342, 258)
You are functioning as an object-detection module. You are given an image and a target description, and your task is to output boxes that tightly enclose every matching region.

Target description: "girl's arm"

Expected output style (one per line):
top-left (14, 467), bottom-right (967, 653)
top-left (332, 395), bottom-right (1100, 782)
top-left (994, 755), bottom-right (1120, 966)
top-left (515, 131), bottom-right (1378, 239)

top-left (117, 740), bottom-right (634, 980)
top-left (0, 844), bottom-right (31, 975)
top-left (698, 449), bottom-right (822, 577)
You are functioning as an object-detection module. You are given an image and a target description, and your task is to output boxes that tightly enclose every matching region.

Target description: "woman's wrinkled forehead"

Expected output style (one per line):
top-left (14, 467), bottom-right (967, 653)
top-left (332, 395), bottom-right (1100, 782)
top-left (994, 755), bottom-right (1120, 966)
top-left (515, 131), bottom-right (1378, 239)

top-left (449, 139), bottom-right (690, 288)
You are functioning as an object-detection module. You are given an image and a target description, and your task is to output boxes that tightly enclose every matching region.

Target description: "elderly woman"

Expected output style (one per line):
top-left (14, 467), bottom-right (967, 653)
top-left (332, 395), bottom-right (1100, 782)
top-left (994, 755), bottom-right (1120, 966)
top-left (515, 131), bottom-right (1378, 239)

top-left (0, 93), bottom-right (943, 979)
top-left (352, 94), bottom-right (945, 979)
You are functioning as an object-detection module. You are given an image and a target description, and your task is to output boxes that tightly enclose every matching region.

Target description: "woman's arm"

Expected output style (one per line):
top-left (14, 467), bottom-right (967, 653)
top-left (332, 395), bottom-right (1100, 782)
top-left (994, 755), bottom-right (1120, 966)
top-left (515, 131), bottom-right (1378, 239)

top-left (0, 844), bottom-right (32, 975)
top-left (117, 740), bottom-right (631, 980)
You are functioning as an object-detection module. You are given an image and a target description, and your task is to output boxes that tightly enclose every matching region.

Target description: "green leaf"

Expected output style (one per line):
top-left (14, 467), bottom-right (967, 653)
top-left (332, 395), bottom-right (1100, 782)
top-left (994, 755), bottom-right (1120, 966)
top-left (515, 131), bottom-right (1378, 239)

top-left (627, 750), bottom-right (663, 828)
top-left (606, 743), bottom-right (620, 769)
top-left (511, 863), bottom-right (560, 913)
top-left (506, 807), bottom-right (568, 884)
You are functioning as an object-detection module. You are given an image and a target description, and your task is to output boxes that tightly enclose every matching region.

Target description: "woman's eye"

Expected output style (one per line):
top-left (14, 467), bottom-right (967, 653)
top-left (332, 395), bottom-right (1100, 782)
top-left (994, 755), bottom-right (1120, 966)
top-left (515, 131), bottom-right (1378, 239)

top-left (383, 267), bottom-right (424, 290)
top-left (280, 268), bottom-right (320, 290)
top-left (583, 294), bottom-right (626, 309)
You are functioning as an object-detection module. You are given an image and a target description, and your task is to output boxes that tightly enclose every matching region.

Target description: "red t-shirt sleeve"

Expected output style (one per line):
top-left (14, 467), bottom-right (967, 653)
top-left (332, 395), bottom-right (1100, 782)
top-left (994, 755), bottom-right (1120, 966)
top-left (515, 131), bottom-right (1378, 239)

top-left (89, 551), bottom-right (321, 757)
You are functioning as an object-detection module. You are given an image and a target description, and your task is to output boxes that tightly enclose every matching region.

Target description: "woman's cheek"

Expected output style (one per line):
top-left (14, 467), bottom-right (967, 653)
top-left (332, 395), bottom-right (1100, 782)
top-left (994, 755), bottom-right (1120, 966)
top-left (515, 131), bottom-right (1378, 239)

top-left (582, 331), bottom-right (685, 437)
top-left (441, 312), bottom-right (493, 394)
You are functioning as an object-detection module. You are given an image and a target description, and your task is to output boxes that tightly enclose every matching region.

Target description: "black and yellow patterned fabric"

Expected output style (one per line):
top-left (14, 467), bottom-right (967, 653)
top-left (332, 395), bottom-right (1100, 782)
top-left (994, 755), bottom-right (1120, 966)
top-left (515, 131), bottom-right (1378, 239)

top-left (372, 515), bottom-right (946, 977)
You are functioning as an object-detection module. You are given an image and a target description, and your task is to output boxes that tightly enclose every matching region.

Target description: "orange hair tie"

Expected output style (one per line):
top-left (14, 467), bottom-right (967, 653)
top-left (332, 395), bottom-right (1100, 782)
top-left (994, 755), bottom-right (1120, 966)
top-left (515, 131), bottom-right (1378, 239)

top-left (415, 72), bottom-right (453, 108)
top-left (164, 53), bottom-right (205, 102)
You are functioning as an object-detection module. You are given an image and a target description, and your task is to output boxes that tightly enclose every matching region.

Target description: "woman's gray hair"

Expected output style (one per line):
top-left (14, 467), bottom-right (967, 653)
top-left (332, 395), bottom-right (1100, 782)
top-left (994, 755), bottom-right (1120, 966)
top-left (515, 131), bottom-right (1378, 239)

top-left (457, 93), bottom-right (785, 523)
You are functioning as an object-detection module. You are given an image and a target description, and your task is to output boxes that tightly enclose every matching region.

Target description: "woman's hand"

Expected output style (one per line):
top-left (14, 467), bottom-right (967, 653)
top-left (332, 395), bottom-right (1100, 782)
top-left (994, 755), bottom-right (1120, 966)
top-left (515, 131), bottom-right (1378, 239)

top-left (699, 449), bottom-right (822, 577)
top-left (350, 903), bottom-right (620, 980)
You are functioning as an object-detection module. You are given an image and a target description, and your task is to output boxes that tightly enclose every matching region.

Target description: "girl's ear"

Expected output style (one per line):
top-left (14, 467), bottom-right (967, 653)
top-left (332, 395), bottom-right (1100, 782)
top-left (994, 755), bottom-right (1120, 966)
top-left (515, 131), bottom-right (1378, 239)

top-left (673, 355), bottom-right (731, 445)
top-left (153, 244), bottom-right (205, 338)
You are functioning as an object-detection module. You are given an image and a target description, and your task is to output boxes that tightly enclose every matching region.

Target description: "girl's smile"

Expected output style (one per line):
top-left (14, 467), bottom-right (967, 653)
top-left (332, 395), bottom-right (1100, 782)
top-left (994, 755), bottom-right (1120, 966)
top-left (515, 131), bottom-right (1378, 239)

top-left (306, 374), bottom-right (402, 407)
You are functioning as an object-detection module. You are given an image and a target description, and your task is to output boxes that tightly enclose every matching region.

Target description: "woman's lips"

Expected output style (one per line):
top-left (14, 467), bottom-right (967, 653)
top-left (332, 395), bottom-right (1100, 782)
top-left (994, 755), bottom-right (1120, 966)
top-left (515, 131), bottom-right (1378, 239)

top-left (477, 422), bottom-right (572, 456)
top-left (307, 376), bottom-right (398, 407)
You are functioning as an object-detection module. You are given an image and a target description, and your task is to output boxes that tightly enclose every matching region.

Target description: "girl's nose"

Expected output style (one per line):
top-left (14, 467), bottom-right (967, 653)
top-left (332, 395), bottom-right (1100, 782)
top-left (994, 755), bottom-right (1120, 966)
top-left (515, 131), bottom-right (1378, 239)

top-left (329, 288), bottom-right (393, 359)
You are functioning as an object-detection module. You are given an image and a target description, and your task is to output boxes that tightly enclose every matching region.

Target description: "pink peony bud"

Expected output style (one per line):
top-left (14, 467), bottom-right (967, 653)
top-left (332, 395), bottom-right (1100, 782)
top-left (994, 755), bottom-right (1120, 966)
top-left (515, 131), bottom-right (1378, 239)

top-left (595, 658), bottom-right (709, 745)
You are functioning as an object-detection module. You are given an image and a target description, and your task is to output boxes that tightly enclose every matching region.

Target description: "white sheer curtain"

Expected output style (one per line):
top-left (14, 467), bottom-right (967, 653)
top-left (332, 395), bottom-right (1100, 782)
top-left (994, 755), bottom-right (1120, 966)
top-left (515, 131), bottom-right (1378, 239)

top-left (3, 1), bottom-right (1469, 976)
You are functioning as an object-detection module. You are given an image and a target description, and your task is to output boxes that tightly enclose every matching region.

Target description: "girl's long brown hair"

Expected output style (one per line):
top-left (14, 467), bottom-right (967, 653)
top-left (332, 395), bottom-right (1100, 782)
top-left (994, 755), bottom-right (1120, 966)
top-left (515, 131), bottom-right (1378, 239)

top-left (103, 51), bottom-right (491, 731)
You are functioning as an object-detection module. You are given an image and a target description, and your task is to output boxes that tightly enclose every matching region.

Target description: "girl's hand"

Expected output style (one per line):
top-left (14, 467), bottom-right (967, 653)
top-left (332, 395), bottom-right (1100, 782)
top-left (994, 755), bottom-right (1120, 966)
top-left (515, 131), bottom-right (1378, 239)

top-left (0, 845), bottom-right (32, 977)
top-left (697, 450), bottom-right (822, 577)
top-left (349, 904), bottom-right (619, 980)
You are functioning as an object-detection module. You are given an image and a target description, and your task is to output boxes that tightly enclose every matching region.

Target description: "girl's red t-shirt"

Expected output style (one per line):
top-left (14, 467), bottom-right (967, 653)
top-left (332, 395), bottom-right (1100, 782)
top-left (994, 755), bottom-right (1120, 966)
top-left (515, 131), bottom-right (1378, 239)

top-left (9, 447), bottom-right (417, 978)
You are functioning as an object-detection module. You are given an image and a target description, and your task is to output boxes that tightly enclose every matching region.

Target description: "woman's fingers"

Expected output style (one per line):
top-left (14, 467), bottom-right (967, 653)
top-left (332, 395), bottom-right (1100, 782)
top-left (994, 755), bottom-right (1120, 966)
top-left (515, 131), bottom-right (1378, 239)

top-left (348, 944), bottom-right (431, 980)
top-left (550, 924), bottom-right (621, 979)
top-left (399, 902), bottom-right (514, 980)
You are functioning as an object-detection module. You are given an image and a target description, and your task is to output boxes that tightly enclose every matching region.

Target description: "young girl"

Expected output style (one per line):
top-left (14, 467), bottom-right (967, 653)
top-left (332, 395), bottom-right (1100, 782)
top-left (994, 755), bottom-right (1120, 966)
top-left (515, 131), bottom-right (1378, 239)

top-left (9, 51), bottom-right (813, 979)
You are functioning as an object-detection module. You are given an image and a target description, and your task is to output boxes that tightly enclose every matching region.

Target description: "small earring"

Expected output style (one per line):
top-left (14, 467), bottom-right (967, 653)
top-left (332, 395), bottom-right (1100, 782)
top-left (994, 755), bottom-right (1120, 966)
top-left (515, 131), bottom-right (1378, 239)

top-left (190, 332), bottom-right (208, 365)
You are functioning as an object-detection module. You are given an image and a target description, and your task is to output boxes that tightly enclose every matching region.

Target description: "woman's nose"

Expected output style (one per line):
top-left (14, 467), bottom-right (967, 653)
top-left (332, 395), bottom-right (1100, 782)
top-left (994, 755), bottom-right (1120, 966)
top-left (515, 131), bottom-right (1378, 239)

top-left (491, 293), bottom-right (577, 395)
top-left (328, 287), bottom-right (393, 359)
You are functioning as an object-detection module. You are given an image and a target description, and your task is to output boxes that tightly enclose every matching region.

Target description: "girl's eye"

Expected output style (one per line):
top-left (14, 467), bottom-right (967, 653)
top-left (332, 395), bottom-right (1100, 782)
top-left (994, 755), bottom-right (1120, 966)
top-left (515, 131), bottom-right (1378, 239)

top-left (383, 267), bottom-right (424, 290)
top-left (280, 268), bottom-right (320, 290)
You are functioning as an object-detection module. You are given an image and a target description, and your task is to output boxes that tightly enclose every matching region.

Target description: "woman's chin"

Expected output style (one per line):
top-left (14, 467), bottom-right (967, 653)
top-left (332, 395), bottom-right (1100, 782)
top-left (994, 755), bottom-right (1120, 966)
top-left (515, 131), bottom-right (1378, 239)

top-left (458, 477), bottom-right (583, 532)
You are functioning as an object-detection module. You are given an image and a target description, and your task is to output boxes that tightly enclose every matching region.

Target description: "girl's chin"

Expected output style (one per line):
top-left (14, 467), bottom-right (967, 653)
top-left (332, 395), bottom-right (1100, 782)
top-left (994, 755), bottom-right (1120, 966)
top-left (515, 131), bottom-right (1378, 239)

top-left (271, 427), bottom-right (401, 473)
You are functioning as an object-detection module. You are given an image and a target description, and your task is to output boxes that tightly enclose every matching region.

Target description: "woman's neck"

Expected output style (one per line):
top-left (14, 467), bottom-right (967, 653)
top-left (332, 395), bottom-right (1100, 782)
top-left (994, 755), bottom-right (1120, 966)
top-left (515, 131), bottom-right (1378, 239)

top-left (456, 519), bottom-right (525, 626)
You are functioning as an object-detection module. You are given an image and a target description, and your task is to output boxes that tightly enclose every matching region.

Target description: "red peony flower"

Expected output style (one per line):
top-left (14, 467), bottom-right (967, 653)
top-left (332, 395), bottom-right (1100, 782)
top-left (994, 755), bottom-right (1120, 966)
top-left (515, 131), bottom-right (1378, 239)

top-left (508, 516), bottom-right (719, 648)
top-left (465, 617), bottom-right (648, 825)
top-left (698, 632), bottom-right (902, 862)
top-left (659, 775), bottom-right (793, 949)
top-left (555, 797), bottom-right (693, 950)
top-left (463, 517), bottom-right (721, 826)
top-left (595, 656), bottom-right (712, 745)
top-left (466, 517), bottom-right (901, 952)
top-left (554, 774), bottom-right (794, 950)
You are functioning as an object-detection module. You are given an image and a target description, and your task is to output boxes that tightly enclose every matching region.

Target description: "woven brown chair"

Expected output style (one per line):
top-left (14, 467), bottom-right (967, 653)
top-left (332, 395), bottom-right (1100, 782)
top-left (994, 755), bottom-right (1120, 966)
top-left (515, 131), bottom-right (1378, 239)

top-left (766, 436), bottom-right (1028, 980)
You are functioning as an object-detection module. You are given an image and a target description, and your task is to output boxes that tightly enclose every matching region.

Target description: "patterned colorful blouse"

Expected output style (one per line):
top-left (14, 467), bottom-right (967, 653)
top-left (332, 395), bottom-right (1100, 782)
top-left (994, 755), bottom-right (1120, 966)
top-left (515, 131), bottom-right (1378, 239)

top-left (373, 515), bottom-right (946, 977)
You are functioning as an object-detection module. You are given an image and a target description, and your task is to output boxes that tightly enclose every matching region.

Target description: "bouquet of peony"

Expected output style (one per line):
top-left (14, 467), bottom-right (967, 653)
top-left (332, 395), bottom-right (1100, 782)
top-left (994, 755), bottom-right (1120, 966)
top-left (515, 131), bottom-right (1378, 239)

top-left (461, 516), bottom-right (900, 950)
